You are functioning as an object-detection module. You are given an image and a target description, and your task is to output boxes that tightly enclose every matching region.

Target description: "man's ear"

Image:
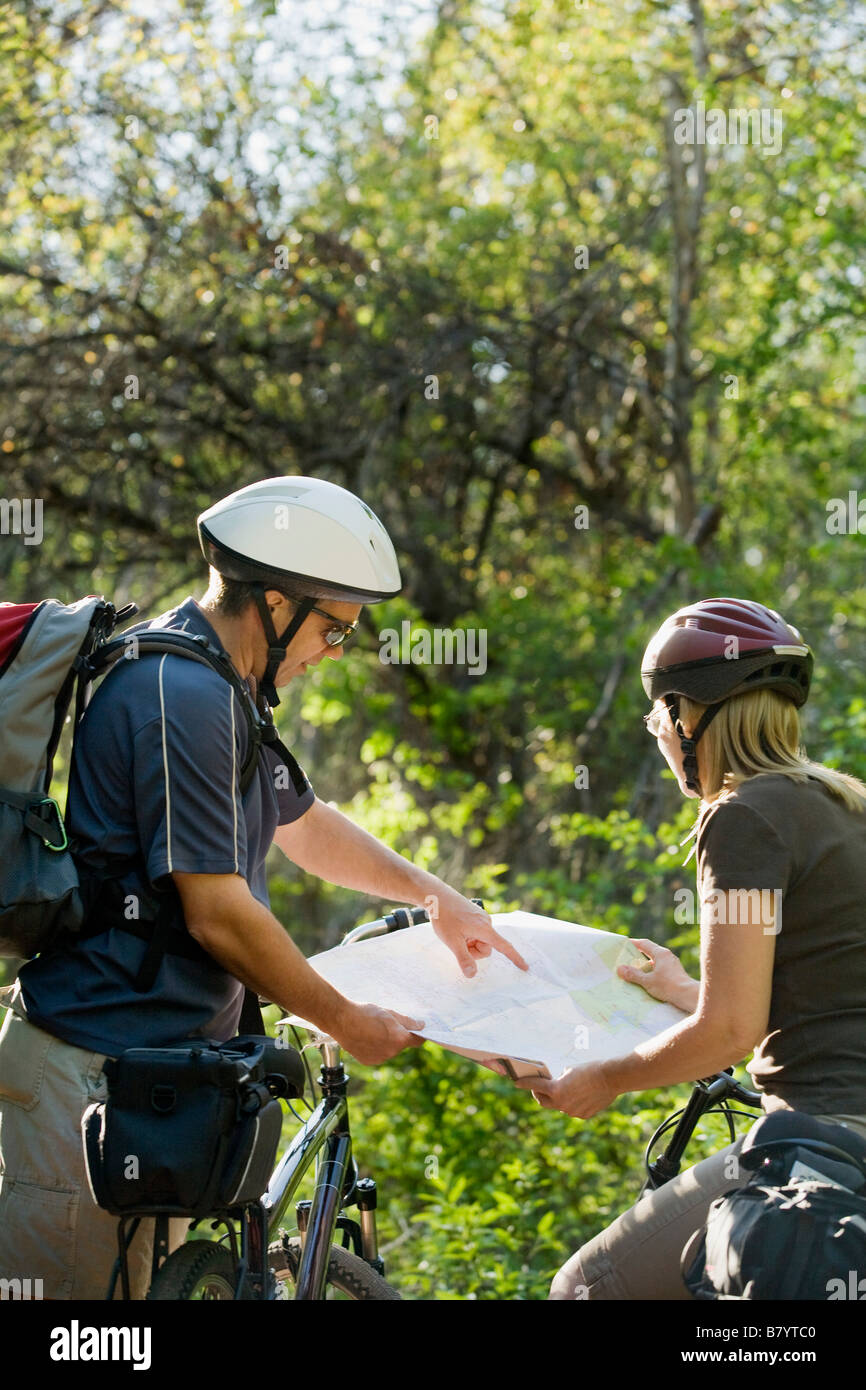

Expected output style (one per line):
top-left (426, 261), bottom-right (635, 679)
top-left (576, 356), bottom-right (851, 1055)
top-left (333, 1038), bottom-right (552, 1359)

top-left (264, 587), bottom-right (289, 614)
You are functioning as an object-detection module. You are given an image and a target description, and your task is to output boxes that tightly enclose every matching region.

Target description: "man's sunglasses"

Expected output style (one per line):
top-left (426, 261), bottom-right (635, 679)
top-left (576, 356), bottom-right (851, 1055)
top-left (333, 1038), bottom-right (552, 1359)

top-left (277, 592), bottom-right (359, 646)
top-left (308, 603), bottom-right (359, 647)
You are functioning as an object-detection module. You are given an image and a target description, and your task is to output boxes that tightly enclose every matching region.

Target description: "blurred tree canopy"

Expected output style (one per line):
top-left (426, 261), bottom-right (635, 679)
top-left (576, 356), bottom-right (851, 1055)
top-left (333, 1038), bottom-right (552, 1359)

top-left (2, 0), bottom-right (866, 1297)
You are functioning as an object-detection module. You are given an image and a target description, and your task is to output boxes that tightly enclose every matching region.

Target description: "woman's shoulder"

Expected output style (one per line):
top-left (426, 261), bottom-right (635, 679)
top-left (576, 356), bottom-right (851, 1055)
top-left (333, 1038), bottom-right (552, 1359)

top-left (699, 773), bottom-right (808, 824)
top-left (701, 772), bottom-right (846, 838)
top-left (694, 776), bottom-right (797, 886)
top-left (722, 772), bottom-right (816, 803)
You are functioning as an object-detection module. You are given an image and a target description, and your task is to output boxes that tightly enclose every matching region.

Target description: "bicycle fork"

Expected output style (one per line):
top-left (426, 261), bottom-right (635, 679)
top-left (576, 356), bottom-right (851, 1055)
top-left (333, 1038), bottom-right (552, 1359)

top-left (263, 1042), bottom-right (383, 1298)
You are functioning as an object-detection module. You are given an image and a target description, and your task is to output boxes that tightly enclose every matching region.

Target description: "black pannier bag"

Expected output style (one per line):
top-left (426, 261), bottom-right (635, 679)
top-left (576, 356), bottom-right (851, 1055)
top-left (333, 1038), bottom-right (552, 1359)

top-left (82, 1037), bottom-right (304, 1219)
top-left (681, 1110), bottom-right (866, 1300)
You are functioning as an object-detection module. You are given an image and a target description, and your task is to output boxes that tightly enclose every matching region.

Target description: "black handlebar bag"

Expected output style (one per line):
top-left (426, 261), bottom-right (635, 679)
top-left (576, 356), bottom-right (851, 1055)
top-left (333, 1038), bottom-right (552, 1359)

top-left (82, 1038), bottom-right (288, 1220)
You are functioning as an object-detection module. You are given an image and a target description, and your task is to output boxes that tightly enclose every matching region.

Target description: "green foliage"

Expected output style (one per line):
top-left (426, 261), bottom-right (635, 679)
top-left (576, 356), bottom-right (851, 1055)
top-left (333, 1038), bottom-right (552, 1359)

top-left (2, 0), bottom-right (865, 1295)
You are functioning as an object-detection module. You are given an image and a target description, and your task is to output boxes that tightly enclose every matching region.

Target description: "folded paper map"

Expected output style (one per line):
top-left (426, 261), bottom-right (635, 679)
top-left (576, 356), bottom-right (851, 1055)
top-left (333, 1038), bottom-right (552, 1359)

top-left (285, 911), bottom-right (687, 1078)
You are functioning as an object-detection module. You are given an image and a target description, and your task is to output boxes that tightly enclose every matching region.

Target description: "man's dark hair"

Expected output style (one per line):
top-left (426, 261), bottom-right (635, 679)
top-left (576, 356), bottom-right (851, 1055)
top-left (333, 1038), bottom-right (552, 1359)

top-left (205, 570), bottom-right (312, 617)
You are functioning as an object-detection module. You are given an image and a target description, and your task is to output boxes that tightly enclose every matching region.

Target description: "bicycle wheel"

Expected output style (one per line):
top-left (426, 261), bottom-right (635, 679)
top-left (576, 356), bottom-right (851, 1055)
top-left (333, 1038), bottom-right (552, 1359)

top-left (146, 1240), bottom-right (242, 1300)
top-left (147, 1235), bottom-right (402, 1300)
top-left (268, 1236), bottom-right (402, 1300)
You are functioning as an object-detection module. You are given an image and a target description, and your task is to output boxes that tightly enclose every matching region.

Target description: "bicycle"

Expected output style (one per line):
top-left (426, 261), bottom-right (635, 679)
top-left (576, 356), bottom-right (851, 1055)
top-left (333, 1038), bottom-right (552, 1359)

top-left (137, 907), bottom-right (762, 1300)
top-left (142, 904), bottom-right (432, 1301)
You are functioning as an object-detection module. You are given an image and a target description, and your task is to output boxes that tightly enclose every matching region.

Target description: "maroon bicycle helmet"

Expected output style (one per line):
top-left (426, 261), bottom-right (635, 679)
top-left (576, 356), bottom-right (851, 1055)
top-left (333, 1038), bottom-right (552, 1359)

top-left (641, 599), bottom-right (813, 794)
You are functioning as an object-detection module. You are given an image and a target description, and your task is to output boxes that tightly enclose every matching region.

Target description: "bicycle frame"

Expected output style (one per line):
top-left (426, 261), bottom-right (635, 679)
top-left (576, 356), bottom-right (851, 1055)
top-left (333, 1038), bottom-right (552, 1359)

top-left (260, 1040), bottom-right (368, 1300)
top-left (255, 906), bottom-right (433, 1297)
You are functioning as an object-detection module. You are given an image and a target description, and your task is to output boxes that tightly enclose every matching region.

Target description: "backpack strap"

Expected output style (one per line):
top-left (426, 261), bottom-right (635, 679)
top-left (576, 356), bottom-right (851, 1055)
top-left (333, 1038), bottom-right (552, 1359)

top-left (84, 631), bottom-right (264, 795)
top-left (75, 629), bottom-right (306, 995)
top-left (258, 721), bottom-right (310, 799)
top-left (773, 1191), bottom-right (823, 1300)
top-left (0, 788), bottom-right (68, 849)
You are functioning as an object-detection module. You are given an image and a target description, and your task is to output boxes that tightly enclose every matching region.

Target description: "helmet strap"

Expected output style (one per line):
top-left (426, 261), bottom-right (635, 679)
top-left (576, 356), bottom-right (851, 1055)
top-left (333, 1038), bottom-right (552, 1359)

top-left (252, 583), bottom-right (315, 708)
top-left (665, 695), bottom-right (721, 797)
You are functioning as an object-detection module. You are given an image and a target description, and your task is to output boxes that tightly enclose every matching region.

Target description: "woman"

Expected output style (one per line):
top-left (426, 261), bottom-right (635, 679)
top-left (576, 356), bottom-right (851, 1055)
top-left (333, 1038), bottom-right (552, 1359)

top-left (515, 597), bottom-right (866, 1300)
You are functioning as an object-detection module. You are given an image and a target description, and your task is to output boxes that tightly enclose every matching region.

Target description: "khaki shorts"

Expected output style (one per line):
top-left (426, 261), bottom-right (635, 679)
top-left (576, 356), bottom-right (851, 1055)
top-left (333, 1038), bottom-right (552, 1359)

top-left (551, 1109), bottom-right (866, 1300)
top-left (0, 997), bottom-right (187, 1299)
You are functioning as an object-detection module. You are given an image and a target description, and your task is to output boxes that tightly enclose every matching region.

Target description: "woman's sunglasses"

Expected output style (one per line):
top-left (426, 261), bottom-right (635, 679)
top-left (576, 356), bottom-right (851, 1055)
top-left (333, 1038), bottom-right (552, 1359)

top-left (643, 704), bottom-right (670, 738)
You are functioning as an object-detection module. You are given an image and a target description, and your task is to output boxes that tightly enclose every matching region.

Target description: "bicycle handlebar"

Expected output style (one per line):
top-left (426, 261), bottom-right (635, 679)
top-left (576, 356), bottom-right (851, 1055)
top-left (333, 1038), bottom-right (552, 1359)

top-left (340, 905), bottom-right (431, 947)
top-left (698, 1068), bottom-right (761, 1106)
top-left (698, 1069), bottom-right (762, 1108)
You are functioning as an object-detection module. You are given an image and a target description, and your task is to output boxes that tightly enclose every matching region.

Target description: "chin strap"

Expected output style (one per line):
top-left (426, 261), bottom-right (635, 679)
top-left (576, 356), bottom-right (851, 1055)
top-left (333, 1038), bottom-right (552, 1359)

top-left (252, 583), bottom-right (315, 708)
top-left (665, 694), bottom-right (721, 796)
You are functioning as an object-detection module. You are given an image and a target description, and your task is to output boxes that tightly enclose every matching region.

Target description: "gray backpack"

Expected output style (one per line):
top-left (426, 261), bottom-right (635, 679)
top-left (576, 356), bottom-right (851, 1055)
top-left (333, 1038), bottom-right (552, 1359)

top-left (0, 594), bottom-right (303, 962)
top-left (0, 596), bottom-right (131, 957)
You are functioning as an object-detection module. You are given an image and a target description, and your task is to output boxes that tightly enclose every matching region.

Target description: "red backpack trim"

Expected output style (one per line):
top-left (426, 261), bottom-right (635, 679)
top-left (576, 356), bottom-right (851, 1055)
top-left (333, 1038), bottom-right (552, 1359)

top-left (0, 601), bottom-right (42, 677)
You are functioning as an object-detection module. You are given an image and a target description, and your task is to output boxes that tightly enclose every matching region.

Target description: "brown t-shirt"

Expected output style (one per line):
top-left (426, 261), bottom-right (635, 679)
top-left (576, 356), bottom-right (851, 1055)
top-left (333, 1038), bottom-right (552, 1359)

top-left (695, 772), bottom-right (866, 1114)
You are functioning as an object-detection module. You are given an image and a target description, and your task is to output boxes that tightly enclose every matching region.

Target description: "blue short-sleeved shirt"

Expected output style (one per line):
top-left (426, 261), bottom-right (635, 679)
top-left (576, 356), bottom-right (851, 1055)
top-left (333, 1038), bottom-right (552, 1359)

top-left (19, 598), bottom-right (315, 1054)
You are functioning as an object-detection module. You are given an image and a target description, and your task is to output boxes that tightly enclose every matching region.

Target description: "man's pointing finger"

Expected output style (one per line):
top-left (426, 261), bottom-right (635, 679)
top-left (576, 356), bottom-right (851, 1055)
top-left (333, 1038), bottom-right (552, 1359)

top-left (486, 928), bottom-right (529, 972)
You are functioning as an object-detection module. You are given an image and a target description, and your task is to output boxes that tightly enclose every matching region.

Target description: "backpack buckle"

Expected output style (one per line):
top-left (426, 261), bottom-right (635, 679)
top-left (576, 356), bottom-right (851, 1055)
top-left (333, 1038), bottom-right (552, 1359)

top-left (150, 1084), bottom-right (177, 1114)
top-left (27, 796), bottom-right (68, 852)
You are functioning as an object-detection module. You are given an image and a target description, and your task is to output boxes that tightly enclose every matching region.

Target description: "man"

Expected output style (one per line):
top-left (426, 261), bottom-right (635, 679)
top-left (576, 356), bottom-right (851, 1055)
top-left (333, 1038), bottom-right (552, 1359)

top-left (0, 475), bottom-right (526, 1298)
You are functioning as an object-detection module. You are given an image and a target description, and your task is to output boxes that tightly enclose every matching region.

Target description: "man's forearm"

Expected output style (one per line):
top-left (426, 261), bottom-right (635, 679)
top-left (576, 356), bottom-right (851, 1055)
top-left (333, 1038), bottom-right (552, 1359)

top-left (602, 1015), bottom-right (747, 1096)
top-left (187, 887), bottom-right (350, 1033)
top-left (275, 798), bottom-right (452, 907)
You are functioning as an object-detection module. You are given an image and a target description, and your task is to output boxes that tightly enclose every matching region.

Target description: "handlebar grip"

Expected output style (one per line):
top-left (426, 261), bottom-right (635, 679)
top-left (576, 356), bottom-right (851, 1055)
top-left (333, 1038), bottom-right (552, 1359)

top-left (384, 899), bottom-right (485, 931)
top-left (384, 906), bottom-right (430, 931)
top-left (698, 1070), bottom-right (762, 1108)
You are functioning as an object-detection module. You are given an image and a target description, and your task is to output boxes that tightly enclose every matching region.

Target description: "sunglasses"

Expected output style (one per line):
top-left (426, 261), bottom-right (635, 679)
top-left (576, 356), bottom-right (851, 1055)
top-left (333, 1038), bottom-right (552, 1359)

top-left (643, 702), bottom-right (675, 738)
top-left (308, 603), bottom-right (359, 647)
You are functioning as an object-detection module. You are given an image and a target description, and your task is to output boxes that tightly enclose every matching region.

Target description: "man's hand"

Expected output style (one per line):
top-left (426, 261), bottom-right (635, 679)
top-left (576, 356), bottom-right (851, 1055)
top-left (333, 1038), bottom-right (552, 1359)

top-left (274, 801), bottom-right (529, 977)
top-left (427, 891), bottom-right (529, 977)
top-left (512, 1062), bottom-right (619, 1118)
top-left (333, 1002), bottom-right (426, 1066)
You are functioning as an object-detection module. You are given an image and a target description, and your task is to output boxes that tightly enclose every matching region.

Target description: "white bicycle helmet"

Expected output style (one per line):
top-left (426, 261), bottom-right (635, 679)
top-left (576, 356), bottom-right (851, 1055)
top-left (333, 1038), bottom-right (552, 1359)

top-left (197, 476), bottom-right (401, 705)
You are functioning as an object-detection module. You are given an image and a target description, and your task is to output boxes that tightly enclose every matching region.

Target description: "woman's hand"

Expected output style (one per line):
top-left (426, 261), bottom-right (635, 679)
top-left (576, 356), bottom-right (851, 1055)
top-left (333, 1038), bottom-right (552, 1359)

top-left (618, 938), bottom-right (699, 1014)
top-left (513, 1062), bottom-right (618, 1118)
